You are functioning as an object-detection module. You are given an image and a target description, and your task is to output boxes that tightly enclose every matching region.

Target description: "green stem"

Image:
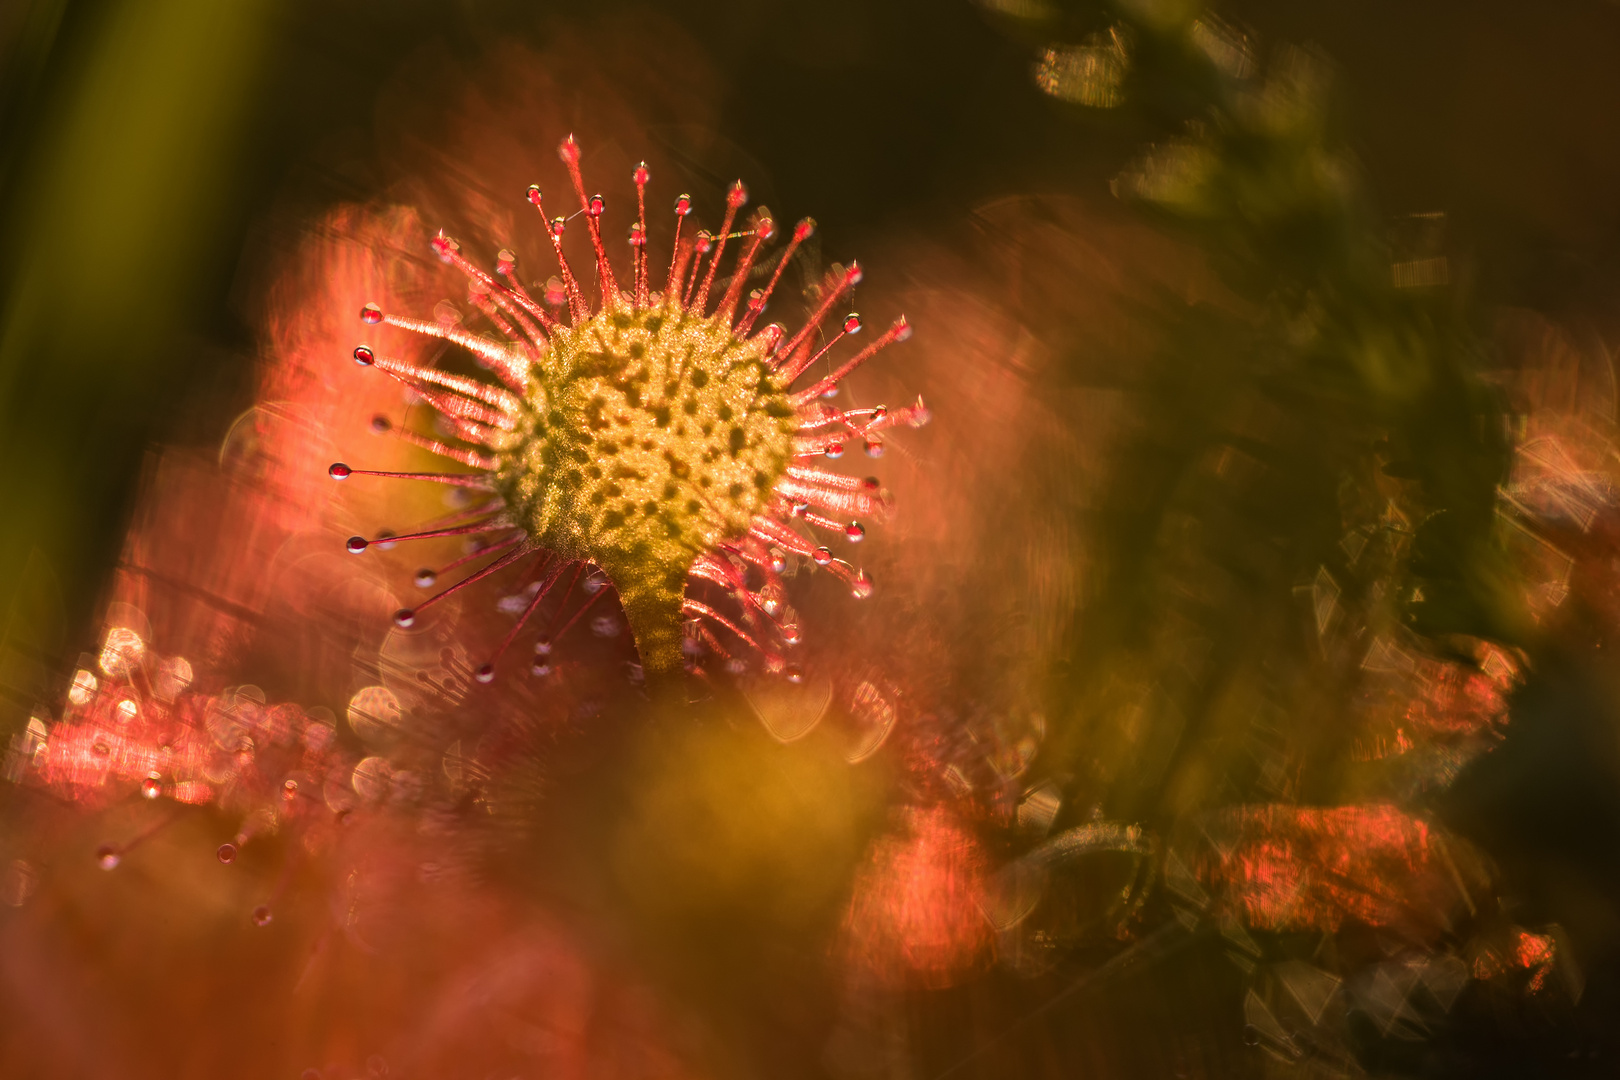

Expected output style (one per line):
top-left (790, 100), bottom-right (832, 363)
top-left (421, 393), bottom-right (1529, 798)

top-left (611, 561), bottom-right (688, 690)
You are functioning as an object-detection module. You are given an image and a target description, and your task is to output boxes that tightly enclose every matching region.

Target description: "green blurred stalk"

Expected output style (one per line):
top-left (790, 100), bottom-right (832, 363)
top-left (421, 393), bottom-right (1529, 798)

top-left (0, 0), bottom-right (275, 725)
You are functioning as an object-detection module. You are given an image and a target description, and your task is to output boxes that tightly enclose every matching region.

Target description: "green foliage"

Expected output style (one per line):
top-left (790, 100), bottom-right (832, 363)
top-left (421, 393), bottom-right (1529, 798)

top-left (995, 0), bottom-right (1521, 819)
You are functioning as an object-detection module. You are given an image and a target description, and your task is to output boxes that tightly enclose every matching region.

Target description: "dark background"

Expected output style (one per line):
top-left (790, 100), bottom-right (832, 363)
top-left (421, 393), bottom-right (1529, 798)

top-left (3, 1), bottom-right (1620, 1076)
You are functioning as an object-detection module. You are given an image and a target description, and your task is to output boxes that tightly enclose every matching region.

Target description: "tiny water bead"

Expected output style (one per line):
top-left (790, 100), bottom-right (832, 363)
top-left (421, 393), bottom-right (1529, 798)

top-left (217, 842), bottom-right (238, 864)
top-left (336, 136), bottom-right (929, 683)
top-left (96, 845), bottom-right (121, 870)
top-left (329, 462), bottom-right (352, 480)
top-left (845, 521), bottom-right (865, 542)
top-left (141, 775), bottom-right (162, 799)
top-left (251, 905), bottom-right (273, 926)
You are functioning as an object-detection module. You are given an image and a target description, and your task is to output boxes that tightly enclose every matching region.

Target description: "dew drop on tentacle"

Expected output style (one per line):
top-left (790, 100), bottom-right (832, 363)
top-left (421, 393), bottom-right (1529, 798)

top-left (843, 312), bottom-right (863, 334)
top-left (784, 665), bottom-right (804, 684)
top-left (413, 569), bottom-right (437, 588)
top-left (864, 439), bottom-right (884, 457)
top-left (852, 570), bottom-right (874, 599)
top-left (329, 463), bottom-right (352, 480)
top-left (824, 442), bottom-right (845, 459)
top-left (533, 636), bottom-right (552, 657)
top-left (96, 845), bottom-right (121, 870)
top-left (370, 415), bottom-right (391, 434)
top-left (217, 842), bottom-right (238, 865)
top-left (251, 905), bottom-right (273, 926)
top-left (813, 547), bottom-right (833, 566)
top-left (431, 233), bottom-right (461, 261)
top-left (393, 609), bottom-right (417, 629)
top-left (845, 521), bottom-right (865, 542)
top-left (141, 775), bottom-right (162, 799)
top-left (473, 663), bottom-right (495, 684)
top-left (531, 661), bottom-right (553, 677)
top-left (346, 537), bottom-right (369, 554)
top-left (753, 322), bottom-right (785, 356)
top-left (353, 346), bottom-right (375, 366)
top-left (360, 303), bottom-right (383, 325)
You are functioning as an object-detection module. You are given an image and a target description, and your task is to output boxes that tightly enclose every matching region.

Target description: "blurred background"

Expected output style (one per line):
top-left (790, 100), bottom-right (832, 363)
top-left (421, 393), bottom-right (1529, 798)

top-left (4, 0), bottom-right (1620, 1077)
